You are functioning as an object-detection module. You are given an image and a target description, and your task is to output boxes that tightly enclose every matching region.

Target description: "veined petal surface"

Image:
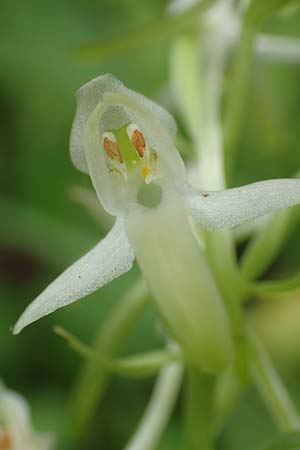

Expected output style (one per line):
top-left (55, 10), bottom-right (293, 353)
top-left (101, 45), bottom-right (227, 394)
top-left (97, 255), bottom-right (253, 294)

top-left (13, 218), bottom-right (134, 334)
top-left (186, 179), bottom-right (300, 230)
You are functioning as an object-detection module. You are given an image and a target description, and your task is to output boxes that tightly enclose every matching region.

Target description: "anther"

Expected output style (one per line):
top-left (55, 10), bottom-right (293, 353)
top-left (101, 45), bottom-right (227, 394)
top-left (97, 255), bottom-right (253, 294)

top-left (127, 124), bottom-right (146, 158)
top-left (102, 132), bottom-right (123, 164)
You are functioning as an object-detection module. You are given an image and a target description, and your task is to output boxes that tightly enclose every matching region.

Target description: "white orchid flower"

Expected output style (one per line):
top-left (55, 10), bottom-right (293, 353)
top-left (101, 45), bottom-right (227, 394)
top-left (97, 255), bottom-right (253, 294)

top-left (0, 382), bottom-right (53, 450)
top-left (13, 74), bottom-right (300, 372)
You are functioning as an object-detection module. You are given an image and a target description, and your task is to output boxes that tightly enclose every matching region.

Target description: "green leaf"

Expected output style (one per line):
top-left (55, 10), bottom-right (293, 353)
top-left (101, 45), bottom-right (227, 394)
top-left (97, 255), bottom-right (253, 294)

top-left (246, 0), bottom-right (300, 27)
top-left (76, 0), bottom-right (214, 60)
top-left (248, 326), bottom-right (300, 432)
top-left (224, 0), bottom-right (300, 179)
top-left (0, 194), bottom-right (98, 267)
top-left (241, 206), bottom-right (300, 281)
top-left (67, 185), bottom-right (113, 230)
top-left (262, 432), bottom-right (300, 450)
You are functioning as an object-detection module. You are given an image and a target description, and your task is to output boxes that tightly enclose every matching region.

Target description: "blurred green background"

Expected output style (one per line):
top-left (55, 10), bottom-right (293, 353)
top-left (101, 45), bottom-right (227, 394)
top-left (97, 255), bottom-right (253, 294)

top-left (1, 1), bottom-right (300, 449)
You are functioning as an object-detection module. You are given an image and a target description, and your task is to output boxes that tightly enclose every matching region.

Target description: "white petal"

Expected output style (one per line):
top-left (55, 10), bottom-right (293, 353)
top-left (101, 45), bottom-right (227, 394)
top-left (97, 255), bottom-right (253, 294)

top-left (13, 218), bottom-right (135, 334)
top-left (70, 73), bottom-right (177, 174)
top-left (70, 74), bottom-right (185, 216)
top-left (185, 179), bottom-right (300, 230)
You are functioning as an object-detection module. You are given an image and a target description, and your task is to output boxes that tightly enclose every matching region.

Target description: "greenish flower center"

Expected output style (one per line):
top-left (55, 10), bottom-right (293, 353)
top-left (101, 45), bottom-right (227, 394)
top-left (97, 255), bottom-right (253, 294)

top-left (101, 123), bottom-right (157, 185)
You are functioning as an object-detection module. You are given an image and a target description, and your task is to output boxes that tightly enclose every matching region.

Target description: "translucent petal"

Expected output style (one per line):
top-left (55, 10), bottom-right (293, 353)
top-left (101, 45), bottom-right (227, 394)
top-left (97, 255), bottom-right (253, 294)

top-left (13, 218), bottom-right (134, 334)
top-left (185, 179), bottom-right (300, 230)
top-left (70, 74), bottom-right (185, 215)
top-left (70, 73), bottom-right (177, 173)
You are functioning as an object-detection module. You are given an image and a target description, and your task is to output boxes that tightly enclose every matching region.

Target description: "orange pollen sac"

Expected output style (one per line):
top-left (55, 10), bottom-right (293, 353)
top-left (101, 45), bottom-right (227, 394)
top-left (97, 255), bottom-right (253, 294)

top-left (103, 137), bottom-right (123, 164)
top-left (131, 129), bottom-right (146, 158)
top-left (0, 432), bottom-right (12, 450)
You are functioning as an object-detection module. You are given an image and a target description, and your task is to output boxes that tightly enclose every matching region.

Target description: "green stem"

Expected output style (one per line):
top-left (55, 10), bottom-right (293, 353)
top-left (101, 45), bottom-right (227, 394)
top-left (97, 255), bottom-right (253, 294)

top-left (77, 0), bottom-right (214, 60)
top-left (70, 278), bottom-right (149, 438)
top-left (171, 29), bottom-right (247, 382)
top-left (170, 32), bottom-right (203, 145)
top-left (224, 23), bottom-right (256, 182)
top-left (213, 365), bottom-right (245, 434)
top-left (204, 229), bottom-right (249, 384)
top-left (0, 194), bottom-right (97, 267)
top-left (184, 368), bottom-right (215, 450)
top-left (224, 0), bottom-right (298, 182)
top-left (54, 325), bottom-right (182, 378)
top-left (253, 273), bottom-right (300, 298)
top-left (193, 34), bottom-right (248, 382)
top-left (204, 230), bottom-right (242, 321)
top-left (248, 326), bottom-right (300, 432)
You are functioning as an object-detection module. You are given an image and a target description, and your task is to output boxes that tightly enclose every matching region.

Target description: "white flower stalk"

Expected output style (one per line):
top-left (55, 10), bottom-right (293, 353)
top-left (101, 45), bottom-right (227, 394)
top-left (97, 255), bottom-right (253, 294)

top-left (123, 360), bottom-right (183, 450)
top-left (169, 0), bottom-right (300, 65)
top-left (13, 74), bottom-right (300, 371)
top-left (0, 382), bottom-right (53, 450)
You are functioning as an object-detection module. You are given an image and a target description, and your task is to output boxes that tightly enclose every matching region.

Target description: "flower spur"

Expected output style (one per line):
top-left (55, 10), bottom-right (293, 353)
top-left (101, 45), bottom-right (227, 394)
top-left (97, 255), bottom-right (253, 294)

top-left (13, 74), bottom-right (300, 372)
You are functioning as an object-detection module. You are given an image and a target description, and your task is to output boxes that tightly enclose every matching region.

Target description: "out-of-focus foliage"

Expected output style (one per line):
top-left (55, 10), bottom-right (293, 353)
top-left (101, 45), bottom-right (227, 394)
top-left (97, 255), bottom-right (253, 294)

top-left (0, 0), bottom-right (300, 449)
top-left (262, 431), bottom-right (300, 450)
